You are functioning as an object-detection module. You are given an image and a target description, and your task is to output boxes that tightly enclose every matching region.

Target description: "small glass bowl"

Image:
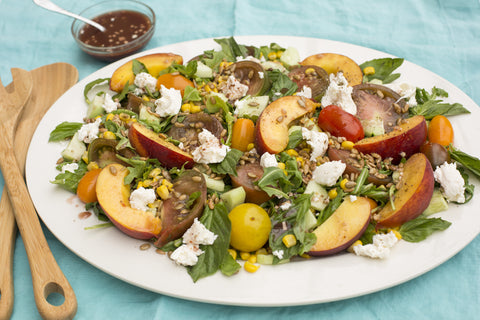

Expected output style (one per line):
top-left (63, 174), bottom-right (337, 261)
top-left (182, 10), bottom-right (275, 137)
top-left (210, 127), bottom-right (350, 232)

top-left (71, 0), bottom-right (155, 61)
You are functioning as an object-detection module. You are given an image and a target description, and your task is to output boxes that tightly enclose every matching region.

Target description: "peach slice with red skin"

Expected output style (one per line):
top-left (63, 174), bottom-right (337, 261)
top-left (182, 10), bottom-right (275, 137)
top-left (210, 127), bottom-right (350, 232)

top-left (354, 115), bottom-right (427, 163)
top-left (375, 153), bottom-right (434, 229)
top-left (109, 53), bottom-right (183, 92)
top-left (300, 53), bottom-right (363, 86)
top-left (255, 95), bottom-right (317, 155)
top-left (96, 163), bottom-right (162, 240)
top-left (309, 196), bottom-right (371, 256)
top-left (129, 122), bottom-right (194, 169)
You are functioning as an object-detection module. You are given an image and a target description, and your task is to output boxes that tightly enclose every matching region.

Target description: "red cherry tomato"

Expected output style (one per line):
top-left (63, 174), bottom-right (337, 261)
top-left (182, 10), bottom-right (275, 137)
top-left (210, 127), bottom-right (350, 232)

top-left (317, 105), bottom-right (364, 142)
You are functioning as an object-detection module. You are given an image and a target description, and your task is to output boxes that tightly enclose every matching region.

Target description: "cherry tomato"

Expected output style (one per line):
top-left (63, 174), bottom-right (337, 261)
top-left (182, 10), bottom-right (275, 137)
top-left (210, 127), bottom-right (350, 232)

top-left (428, 115), bottom-right (454, 147)
top-left (77, 168), bottom-right (102, 203)
top-left (420, 141), bottom-right (451, 169)
top-left (317, 105), bottom-right (364, 142)
top-left (229, 203), bottom-right (272, 252)
top-left (155, 73), bottom-right (194, 96)
top-left (231, 118), bottom-right (255, 152)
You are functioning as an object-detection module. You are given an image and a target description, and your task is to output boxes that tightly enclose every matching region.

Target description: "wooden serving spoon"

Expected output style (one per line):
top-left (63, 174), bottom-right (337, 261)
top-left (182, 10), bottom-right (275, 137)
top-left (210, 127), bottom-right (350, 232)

top-left (0, 63), bottom-right (78, 320)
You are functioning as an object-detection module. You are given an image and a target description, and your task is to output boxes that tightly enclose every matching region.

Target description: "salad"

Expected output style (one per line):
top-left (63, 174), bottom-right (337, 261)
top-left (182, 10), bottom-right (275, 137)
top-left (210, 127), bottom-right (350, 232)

top-left (50, 37), bottom-right (479, 282)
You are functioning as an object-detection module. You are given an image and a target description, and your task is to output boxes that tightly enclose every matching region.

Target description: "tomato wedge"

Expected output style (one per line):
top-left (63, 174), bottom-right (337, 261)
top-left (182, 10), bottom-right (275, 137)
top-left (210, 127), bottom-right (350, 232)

top-left (428, 115), bottom-right (454, 147)
top-left (317, 105), bottom-right (364, 142)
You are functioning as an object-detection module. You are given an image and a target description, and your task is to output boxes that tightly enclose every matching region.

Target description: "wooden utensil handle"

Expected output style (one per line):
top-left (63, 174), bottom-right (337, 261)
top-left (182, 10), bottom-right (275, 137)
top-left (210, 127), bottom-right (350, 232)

top-left (0, 133), bottom-right (77, 319)
top-left (0, 192), bottom-right (16, 320)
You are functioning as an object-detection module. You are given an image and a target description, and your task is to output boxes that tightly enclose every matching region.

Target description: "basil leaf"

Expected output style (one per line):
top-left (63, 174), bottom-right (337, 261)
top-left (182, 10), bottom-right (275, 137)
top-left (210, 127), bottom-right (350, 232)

top-left (219, 252), bottom-right (241, 276)
top-left (85, 202), bottom-right (109, 221)
top-left (268, 69), bottom-right (298, 100)
top-left (209, 148), bottom-right (243, 176)
top-left (399, 216), bottom-right (451, 242)
top-left (409, 87), bottom-right (470, 119)
top-left (360, 58), bottom-right (404, 84)
top-left (51, 162), bottom-right (88, 193)
top-left (256, 166), bottom-right (291, 199)
top-left (448, 146), bottom-right (480, 179)
top-left (132, 59), bottom-right (148, 75)
top-left (83, 78), bottom-right (110, 104)
top-left (183, 86), bottom-right (202, 102)
top-left (214, 37), bottom-right (248, 61)
top-left (49, 121), bottom-right (83, 142)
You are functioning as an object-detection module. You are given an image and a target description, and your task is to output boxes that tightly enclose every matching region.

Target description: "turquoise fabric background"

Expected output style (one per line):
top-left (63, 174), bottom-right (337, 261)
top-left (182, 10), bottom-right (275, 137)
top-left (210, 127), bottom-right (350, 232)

top-left (1, 0), bottom-right (479, 319)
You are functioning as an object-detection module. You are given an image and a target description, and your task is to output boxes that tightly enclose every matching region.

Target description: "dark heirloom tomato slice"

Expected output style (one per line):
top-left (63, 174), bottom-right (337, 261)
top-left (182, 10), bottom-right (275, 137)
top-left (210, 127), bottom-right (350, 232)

top-left (167, 113), bottom-right (224, 150)
top-left (87, 138), bottom-right (136, 168)
top-left (154, 170), bottom-right (207, 247)
top-left (288, 65), bottom-right (329, 101)
top-left (231, 61), bottom-right (270, 96)
top-left (230, 163), bottom-right (272, 205)
top-left (317, 105), bottom-right (364, 142)
top-left (420, 141), bottom-right (451, 169)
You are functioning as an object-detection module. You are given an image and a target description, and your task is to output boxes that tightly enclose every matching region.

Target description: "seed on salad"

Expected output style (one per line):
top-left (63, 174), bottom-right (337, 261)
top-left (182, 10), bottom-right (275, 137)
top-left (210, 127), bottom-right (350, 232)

top-left (174, 203), bottom-right (184, 210)
top-left (174, 122), bottom-right (185, 127)
top-left (180, 209), bottom-right (189, 215)
top-left (276, 115), bottom-right (284, 123)
top-left (191, 176), bottom-right (202, 183)
top-left (248, 101), bottom-right (259, 107)
top-left (109, 165), bottom-right (117, 175)
top-left (140, 243), bottom-right (151, 251)
top-left (247, 172), bottom-right (257, 179)
top-left (297, 97), bottom-right (306, 108)
top-left (178, 194), bottom-right (187, 201)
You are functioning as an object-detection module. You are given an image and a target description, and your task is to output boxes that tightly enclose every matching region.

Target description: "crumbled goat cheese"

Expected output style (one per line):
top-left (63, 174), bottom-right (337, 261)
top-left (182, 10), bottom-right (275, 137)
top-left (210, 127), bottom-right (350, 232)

top-left (321, 72), bottom-right (356, 115)
top-left (312, 160), bottom-right (346, 186)
top-left (434, 162), bottom-right (466, 203)
top-left (272, 250), bottom-right (284, 260)
top-left (170, 244), bottom-right (203, 266)
top-left (349, 195), bottom-right (358, 202)
top-left (384, 82), bottom-right (417, 106)
top-left (77, 118), bottom-right (101, 143)
top-left (235, 55), bottom-right (264, 63)
top-left (302, 127), bottom-right (329, 161)
top-left (221, 75), bottom-right (249, 101)
top-left (297, 85), bottom-right (312, 99)
top-left (192, 129), bottom-right (229, 164)
top-left (353, 231), bottom-right (399, 259)
top-left (102, 92), bottom-right (120, 113)
top-left (134, 72), bottom-right (157, 93)
top-left (61, 163), bottom-right (78, 173)
top-left (129, 187), bottom-right (156, 211)
top-left (279, 201), bottom-right (292, 211)
top-left (155, 85), bottom-right (182, 117)
top-left (183, 218), bottom-right (218, 246)
top-left (258, 71), bottom-right (264, 79)
top-left (260, 152), bottom-right (279, 168)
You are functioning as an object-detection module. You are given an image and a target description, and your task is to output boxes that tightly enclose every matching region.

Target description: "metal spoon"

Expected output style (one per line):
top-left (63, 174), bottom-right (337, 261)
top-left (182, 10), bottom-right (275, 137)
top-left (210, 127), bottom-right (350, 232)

top-left (33, 0), bottom-right (106, 32)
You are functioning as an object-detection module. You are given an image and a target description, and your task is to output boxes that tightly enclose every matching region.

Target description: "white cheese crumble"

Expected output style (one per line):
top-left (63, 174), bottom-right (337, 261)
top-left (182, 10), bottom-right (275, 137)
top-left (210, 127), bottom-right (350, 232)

top-left (134, 72), bottom-right (157, 93)
top-left (279, 201), bottom-right (292, 211)
top-left (384, 82), bottom-right (417, 106)
top-left (301, 127), bottom-right (329, 161)
top-left (154, 85), bottom-right (182, 117)
top-left (353, 231), bottom-right (399, 259)
top-left (191, 129), bottom-right (229, 164)
top-left (102, 92), bottom-right (120, 113)
top-left (272, 249), bottom-right (284, 260)
top-left (321, 72), bottom-right (357, 115)
top-left (260, 152), bottom-right (279, 168)
top-left (61, 163), bottom-right (78, 173)
top-left (258, 71), bottom-right (264, 79)
top-left (170, 218), bottom-right (217, 266)
top-left (297, 85), bottom-right (312, 99)
top-left (221, 75), bottom-right (249, 101)
top-left (311, 160), bottom-right (346, 186)
top-left (129, 187), bottom-right (156, 211)
top-left (77, 118), bottom-right (101, 143)
top-left (434, 161), bottom-right (466, 203)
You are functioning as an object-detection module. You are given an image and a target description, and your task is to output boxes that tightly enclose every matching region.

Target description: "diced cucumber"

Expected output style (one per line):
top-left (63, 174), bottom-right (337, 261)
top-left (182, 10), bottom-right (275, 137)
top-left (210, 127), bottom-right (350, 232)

top-left (303, 209), bottom-right (318, 230)
top-left (423, 189), bottom-right (449, 216)
top-left (220, 186), bottom-right (246, 212)
top-left (61, 132), bottom-right (86, 161)
top-left (261, 61), bottom-right (287, 74)
top-left (86, 95), bottom-right (105, 119)
top-left (139, 105), bottom-right (160, 127)
top-left (361, 116), bottom-right (385, 137)
top-left (234, 95), bottom-right (269, 119)
top-left (205, 92), bottom-right (228, 113)
top-left (195, 61), bottom-right (213, 78)
top-left (256, 254), bottom-right (290, 265)
top-left (302, 118), bottom-right (321, 132)
top-left (304, 180), bottom-right (329, 211)
top-left (279, 47), bottom-right (300, 67)
top-left (202, 173), bottom-right (225, 192)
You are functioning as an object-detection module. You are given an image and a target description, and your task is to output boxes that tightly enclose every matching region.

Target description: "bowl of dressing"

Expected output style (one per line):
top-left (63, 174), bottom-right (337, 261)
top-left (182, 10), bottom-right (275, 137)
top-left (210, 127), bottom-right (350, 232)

top-left (71, 0), bottom-right (155, 61)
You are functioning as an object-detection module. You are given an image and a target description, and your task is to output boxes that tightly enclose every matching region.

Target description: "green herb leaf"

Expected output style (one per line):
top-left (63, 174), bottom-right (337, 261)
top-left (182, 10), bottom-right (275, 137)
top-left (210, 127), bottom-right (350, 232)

top-left (85, 202), bottom-right (109, 221)
top-left (49, 121), bottom-right (83, 142)
top-left (50, 161), bottom-right (88, 193)
top-left (449, 146), bottom-right (480, 179)
top-left (83, 78), bottom-right (110, 104)
top-left (256, 166), bottom-right (291, 199)
top-left (186, 191), bottom-right (201, 209)
top-left (267, 69), bottom-right (298, 100)
top-left (219, 252), bottom-right (241, 276)
top-left (360, 58), bottom-right (404, 84)
top-left (214, 37), bottom-right (248, 61)
top-left (183, 86), bottom-right (202, 102)
top-left (399, 216), bottom-right (451, 242)
top-left (209, 148), bottom-right (243, 176)
top-left (409, 87), bottom-right (470, 119)
top-left (132, 59), bottom-right (148, 75)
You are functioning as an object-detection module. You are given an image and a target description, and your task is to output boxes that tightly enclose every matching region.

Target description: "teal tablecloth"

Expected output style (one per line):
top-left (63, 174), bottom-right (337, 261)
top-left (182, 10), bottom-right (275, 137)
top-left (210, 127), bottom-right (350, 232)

top-left (1, 0), bottom-right (479, 319)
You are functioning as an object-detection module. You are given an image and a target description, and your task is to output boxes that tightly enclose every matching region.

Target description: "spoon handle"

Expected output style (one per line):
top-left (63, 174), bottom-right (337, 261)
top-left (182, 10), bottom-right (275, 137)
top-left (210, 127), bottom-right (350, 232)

top-left (0, 132), bottom-right (77, 320)
top-left (33, 0), bottom-right (105, 32)
top-left (0, 193), bottom-right (16, 320)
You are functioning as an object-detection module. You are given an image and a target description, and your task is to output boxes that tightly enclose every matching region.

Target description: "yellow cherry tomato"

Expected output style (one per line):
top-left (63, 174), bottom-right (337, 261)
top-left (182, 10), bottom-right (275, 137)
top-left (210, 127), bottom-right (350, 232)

top-left (156, 73), bottom-right (194, 96)
top-left (229, 203), bottom-right (272, 252)
top-left (76, 168), bottom-right (102, 203)
top-left (231, 118), bottom-right (255, 152)
top-left (428, 115), bottom-right (454, 147)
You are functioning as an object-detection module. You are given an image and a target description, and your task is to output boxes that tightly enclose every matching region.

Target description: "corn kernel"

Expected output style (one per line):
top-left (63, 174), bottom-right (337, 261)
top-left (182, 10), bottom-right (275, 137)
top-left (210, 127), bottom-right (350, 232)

top-left (286, 149), bottom-right (298, 157)
top-left (181, 103), bottom-right (192, 113)
top-left (228, 249), bottom-right (237, 260)
top-left (240, 251), bottom-right (251, 261)
top-left (389, 229), bottom-right (403, 240)
top-left (87, 161), bottom-right (99, 171)
top-left (256, 248), bottom-right (268, 255)
top-left (244, 261), bottom-right (260, 273)
top-left (102, 131), bottom-right (116, 140)
top-left (305, 67), bottom-right (316, 75)
top-left (142, 179), bottom-right (153, 188)
top-left (363, 66), bottom-right (375, 75)
top-left (300, 253), bottom-right (311, 259)
top-left (156, 185), bottom-right (169, 200)
top-left (328, 188), bottom-right (338, 199)
top-left (341, 140), bottom-right (355, 150)
top-left (277, 163), bottom-right (286, 170)
top-left (348, 240), bottom-right (363, 253)
top-left (149, 168), bottom-right (162, 178)
top-left (267, 52), bottom-right (277, 60)
top-left (276, 50), bottom-right (283, 58)
top-left (247, 254), bottom-right (257, 264)
top-left (137, 181), bottom-right (144, 189)
top-left (340, 178), bottom-right (349, 191)
top-left (282, 234), bottom-right (297, 248)
top-left (296, 156), bottom-right (304, 167)
top-left (106, 113), bottom-right (115, 121)
top-left (119, 113), bottom-right (131, 122)
top-left (190, 104), bottom-right (202, 113)
top-left (81, 151), bottom-right (89, 164)
top-left (94, 115), bottom-right (102, 120)
top-left (247, 143), bottom-right (255, 151)
top-left (142, 95), bottom-right (150, 102)
top-left (161, 179), bottom-right (173, 191)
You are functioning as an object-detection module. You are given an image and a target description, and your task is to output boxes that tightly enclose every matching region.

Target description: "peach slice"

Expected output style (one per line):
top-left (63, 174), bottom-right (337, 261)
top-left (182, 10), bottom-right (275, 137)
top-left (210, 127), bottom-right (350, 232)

top-left (309, 196), bottom-right (371, 256)
top-left (354, 115), bottom-right (427, 163)
top-left (109, 53), bottom-right (183, 92)
top-left (375, 153), bottom-right (434, 229)
top-left (96, 163), bottom-right (162, 239)
top-left (255, 95), bottom-right (317, 155)
top-left (129, 122), bottom-right (194, 169)
top-left (300, 53), bottom-right (363, 86)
